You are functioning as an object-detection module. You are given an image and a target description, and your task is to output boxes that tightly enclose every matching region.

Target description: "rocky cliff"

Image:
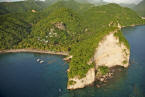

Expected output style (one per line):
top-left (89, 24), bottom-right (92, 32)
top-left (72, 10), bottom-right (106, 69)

top-left (67, 68), bottom-right (95, 90)
top-left (94, 32), bottom-right (130, 68)
top-left (67, 30), bottom-right (130, 90)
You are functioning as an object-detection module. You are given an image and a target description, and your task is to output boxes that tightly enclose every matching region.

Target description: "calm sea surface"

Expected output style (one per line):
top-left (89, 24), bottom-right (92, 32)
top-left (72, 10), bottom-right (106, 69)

top-left (0, 25), bottom-right (145, 97)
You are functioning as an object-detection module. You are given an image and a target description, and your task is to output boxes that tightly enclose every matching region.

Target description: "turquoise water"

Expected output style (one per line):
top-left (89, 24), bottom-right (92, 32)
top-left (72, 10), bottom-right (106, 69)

top-left (0, 25), bottom-right (145, 97)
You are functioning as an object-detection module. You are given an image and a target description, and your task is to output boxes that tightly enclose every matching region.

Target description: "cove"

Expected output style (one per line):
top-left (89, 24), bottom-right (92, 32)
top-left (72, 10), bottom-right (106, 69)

top-left (0, 53), bottom-right (68, 97)
top-left (0, 25), bottom-right (145, 97)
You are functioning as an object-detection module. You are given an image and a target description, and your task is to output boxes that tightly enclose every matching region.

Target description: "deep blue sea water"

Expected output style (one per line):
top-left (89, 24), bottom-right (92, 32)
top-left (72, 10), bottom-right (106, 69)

top-left (0, 25), bottom-right (145, 97)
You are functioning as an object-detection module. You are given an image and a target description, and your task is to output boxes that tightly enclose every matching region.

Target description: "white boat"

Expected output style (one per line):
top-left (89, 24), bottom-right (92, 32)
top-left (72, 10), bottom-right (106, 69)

top-left (59, 89), bottom-right (61, 92)
top-left (39, 60), bottom-right (44, 64)
top-left (37, 59), bottom-right (40, 62)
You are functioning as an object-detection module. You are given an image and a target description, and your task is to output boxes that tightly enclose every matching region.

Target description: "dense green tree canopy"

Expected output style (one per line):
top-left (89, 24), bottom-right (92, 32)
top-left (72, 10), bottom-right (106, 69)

top-left (0, 0), bottom-right (144, 79)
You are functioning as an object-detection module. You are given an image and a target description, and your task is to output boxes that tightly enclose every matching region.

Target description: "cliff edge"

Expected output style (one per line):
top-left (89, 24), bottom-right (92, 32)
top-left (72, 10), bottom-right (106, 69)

top-left (67, 30), bottom-right (130, 90)
top-left (94, 32), bottom-right (130, 68)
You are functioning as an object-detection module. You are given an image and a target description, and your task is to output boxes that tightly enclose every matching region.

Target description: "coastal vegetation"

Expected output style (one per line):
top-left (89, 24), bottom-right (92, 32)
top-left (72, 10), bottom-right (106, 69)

top-left (68, 80), bottom-right (76, 85)
top-left (98, 66), bottom-right (109, 75)
top-left (114, 30), bottom-right (130, 49)
top-left (0, 0), bottom-right (145, 83)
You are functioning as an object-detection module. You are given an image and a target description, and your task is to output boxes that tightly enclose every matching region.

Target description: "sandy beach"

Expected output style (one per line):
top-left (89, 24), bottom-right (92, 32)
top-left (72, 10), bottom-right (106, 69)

top-left (0, 49), bottom-right (68, 56)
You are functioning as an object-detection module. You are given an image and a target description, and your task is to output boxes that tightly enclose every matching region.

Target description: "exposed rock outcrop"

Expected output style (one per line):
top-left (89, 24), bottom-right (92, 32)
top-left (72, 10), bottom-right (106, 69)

top-left (94, 32), bottom-right (130, 68)
top-left (32, 10), bottom-right (36, 13)
top-left (63, 56), bottom-right (72, 61)
top-left (67, 31), bottom-right (130, 90)
top-left (54, 22), bottom-right (66, 30)
top-left (67, 68), bottom-right (95, 90)
top-left (141, 17), bottom-right (145, 19)
top-left (96, 66), bottom-right (125, 88)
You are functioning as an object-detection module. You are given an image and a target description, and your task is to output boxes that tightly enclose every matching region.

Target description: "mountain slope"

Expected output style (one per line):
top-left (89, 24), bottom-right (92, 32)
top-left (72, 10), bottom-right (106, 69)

top-left (0, 0), bottom-right (145, 90)
top-left (0, 1), bottom-right (47, 15)
top-left (0, 11), bottom-right (41, 49)
top-left (133, 0), bottom-right (145, 16)
top-left (15, 2), bottom-right (145, 81)
top-left (68, 3), bottom-right (144, 79)
top-left (18, 7), bottom-right (84, 51)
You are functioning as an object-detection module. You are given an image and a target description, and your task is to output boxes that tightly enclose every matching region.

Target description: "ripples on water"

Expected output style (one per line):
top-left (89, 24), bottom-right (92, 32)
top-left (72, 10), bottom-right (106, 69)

top-left (0, 25), bottom-right (145, 97)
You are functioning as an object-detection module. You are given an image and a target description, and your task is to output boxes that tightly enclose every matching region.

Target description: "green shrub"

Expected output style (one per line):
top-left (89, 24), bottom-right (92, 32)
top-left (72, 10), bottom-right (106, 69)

top-left (98, 66), bottom-right (109, 75)
top-left (68, 80), bottom-right (76, 85)
top-left (123, 60), bottom-right (127, 64)
top-left (114, 30), bottom-right (130, 49)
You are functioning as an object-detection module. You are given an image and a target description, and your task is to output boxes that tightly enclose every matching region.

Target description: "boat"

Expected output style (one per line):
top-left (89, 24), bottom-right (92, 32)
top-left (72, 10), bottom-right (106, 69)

top-left (39, 60), bottom-right (44, 64)
top-left (37, 59), bottom-right (44, 64)
top-left (59, 89), bottom-right (61, 92)
top-left (37, 59), bottom-right (40, 62)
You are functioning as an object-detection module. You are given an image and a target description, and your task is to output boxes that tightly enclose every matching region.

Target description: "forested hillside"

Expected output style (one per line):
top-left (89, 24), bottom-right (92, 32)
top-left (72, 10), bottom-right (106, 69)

top-left (68, 3), bottom-right (144, 78)
top-left (18, 7), bottom-right (84, 51)
top-left (0, 1), bottom-right (47, 15)
top-left (0, 0), bottom-right (48, 49)
top-left (0, 0), bottom-right (145, 81)
top-left (133, 0), bottom-right (145, 16)
top-left (0, 11), bottom-right (42, 49)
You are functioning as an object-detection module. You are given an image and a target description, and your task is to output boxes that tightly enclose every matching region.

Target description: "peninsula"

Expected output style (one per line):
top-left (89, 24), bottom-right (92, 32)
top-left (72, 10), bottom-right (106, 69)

top-left (0, 0), bottom-right (145, 90)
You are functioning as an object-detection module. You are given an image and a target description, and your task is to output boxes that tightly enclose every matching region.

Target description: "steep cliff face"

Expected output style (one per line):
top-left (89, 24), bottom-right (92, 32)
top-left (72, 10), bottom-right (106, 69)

top-left (67, 31), bottom-right (130, 90)
top-left (94, 32), bottom-right (130, 68)
top-left (67, 68), bottom-right (95, 90)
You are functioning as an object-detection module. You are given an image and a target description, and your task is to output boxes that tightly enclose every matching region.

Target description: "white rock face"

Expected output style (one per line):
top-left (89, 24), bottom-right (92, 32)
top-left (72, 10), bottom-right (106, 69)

top-left (67, 68), bottom-right (95, 90)
top-left (67, 32), bottom-right (130, 90)
top-left (94, 33), bottom-right (130, 68)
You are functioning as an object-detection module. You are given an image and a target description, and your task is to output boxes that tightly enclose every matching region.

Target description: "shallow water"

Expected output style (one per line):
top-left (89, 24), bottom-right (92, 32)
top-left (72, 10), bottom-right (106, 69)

top-left (0, 25), bottom-right (145, 97)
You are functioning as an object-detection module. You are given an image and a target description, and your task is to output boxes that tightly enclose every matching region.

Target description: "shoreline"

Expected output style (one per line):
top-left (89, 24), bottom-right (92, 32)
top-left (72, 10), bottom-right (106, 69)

top-left (0, 49), bottom-right (69, 56)
top-left (121, 24), bottom-right (145, 29)
top-left (96, 66), bottom-right (125, 88)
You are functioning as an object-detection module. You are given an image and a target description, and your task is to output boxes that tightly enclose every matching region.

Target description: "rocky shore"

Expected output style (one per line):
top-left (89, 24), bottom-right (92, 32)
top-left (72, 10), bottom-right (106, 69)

top-left (96, 66), bottom-right (125, 88)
